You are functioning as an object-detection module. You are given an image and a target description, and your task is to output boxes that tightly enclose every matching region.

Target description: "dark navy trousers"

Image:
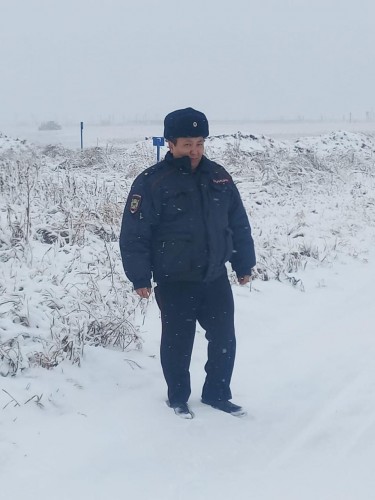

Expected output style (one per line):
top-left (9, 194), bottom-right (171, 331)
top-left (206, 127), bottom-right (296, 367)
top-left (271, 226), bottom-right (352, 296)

top-left (154, 274), bottom-right (236, 405)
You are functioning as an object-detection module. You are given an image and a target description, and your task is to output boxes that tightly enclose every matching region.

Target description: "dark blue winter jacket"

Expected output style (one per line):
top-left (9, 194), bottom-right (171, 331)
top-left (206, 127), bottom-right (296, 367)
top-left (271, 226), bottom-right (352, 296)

top-left (119, 152), bottom-right (256, 290)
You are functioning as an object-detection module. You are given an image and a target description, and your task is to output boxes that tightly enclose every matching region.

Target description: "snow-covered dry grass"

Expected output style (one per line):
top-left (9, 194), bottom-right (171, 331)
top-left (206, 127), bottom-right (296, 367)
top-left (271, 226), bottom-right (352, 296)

top-left (1, 128), bottom-right (375, 499)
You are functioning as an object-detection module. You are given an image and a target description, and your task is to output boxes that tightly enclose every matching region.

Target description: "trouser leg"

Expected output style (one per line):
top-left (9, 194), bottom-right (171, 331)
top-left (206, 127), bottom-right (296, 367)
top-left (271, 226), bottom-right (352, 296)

top-left (197, 274), bottom-right (236, 402)
top-left (155, 282), bottom-right (199, 405)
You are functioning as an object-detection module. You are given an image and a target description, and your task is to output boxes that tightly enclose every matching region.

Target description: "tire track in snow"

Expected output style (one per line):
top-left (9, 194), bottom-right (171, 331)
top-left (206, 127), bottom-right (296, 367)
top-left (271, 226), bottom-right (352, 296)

top-left (264, 258), bottom-right (375, 470)
top-left (267, 360), bottom-right (375, 469)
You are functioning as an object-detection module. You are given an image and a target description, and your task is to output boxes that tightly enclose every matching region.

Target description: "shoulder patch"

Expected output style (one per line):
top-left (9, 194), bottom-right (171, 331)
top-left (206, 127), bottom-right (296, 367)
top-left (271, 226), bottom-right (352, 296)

top-left (130, 194), bottom-right (142, 214)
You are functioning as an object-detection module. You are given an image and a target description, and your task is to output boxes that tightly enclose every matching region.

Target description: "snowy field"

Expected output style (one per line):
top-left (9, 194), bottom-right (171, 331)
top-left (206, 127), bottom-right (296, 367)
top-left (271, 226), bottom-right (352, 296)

top-left (1, 125), bottom-right (375, 499)
top-left (3, 119), bottom-right (375, 148)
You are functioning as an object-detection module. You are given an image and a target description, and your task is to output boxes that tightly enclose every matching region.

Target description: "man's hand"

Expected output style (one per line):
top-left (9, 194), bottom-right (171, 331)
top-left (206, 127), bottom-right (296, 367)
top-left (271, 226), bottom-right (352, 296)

top-left (238, 275), bottom-right (251, 286)
top-left (135, 287), bottom-right (152, 299)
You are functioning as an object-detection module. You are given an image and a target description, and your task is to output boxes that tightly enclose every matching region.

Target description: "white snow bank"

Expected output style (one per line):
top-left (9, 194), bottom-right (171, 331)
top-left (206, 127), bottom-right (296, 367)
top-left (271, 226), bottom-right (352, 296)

top-left (1, 130), bottom-right (375, 374)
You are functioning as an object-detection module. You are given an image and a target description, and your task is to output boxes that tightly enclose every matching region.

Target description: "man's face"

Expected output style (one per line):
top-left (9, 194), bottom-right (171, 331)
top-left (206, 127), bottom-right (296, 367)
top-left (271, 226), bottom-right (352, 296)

top-left (168, 137), bottom-right (205, 169)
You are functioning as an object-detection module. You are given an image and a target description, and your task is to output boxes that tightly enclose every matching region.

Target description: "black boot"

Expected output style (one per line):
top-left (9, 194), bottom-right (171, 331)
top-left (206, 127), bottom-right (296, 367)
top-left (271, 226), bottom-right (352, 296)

top-left (201, 399), bottom-right (247, 417)
top-left (167, 401), bottom-right (194, 419)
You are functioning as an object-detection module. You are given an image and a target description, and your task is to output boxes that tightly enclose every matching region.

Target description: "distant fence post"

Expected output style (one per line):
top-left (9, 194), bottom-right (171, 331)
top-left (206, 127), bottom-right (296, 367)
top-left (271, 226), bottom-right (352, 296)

top-left (80, 121), bottom-right (84, 150)
top-left (152, 136), bottom-right (164, 162)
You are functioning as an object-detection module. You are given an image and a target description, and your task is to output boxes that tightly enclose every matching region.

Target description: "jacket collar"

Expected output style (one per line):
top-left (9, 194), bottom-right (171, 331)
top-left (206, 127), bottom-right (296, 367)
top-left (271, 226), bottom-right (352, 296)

top-left (164, 151), bottom-right (210, 174)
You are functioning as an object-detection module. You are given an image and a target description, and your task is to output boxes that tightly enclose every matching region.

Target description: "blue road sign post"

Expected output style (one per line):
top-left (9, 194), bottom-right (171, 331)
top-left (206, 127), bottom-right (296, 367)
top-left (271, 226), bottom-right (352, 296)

top-left (152, 136), bottom-right (164, 162)
top-left (80, 121), bottom-right (84, 150)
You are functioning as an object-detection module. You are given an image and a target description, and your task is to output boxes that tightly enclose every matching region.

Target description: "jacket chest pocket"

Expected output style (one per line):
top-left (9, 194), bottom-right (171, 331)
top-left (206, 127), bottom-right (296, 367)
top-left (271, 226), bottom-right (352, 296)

top-left (161, 190), bottom-right (190, 219)
top-left (210, 183), bottom-right (231, 214)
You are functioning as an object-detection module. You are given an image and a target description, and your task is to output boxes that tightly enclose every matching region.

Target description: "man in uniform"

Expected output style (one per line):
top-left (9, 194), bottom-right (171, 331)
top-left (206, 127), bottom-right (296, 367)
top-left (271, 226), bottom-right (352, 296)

top-left (120, 107), bottom-right (256, 418)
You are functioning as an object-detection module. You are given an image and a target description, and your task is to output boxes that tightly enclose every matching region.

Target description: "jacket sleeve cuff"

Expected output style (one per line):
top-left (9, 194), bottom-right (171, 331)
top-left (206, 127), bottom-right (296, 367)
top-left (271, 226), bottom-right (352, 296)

top-left (133, 280), bottom-right (152, 290)
top-left (235, 268), bottom-right (252, 278)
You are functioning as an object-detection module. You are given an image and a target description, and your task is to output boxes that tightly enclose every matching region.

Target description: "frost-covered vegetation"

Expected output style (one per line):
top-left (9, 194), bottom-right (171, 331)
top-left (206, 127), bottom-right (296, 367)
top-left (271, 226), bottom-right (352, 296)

top-left (1, 130), bottom-right (375, 375)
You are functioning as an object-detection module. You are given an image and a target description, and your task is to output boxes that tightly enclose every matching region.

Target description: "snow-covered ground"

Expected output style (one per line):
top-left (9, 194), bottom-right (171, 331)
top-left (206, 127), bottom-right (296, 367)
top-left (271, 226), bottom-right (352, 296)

top-left (1, 127), bottom-right (375, 499)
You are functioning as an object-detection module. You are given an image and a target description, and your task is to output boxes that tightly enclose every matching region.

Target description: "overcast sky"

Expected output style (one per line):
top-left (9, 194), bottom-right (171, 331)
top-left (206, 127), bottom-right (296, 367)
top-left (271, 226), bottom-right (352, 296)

top-left (1, 0), bottom-right (374, 124)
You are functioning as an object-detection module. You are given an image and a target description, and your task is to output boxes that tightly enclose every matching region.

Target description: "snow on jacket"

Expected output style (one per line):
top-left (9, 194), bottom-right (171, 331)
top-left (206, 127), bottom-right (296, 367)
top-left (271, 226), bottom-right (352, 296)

top-left (119, 151), bottom-right (256, 290)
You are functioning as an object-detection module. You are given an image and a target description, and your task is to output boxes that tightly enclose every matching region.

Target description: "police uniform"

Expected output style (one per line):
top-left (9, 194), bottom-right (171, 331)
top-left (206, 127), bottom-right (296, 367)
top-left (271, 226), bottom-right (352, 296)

top-left (120, 108), bottom-right (256, 408)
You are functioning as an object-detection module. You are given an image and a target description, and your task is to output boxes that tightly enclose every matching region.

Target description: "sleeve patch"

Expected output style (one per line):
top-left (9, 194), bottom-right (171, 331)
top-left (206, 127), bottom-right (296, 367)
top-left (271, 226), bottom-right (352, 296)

top-left (130, 194), bottom-right (142, 214)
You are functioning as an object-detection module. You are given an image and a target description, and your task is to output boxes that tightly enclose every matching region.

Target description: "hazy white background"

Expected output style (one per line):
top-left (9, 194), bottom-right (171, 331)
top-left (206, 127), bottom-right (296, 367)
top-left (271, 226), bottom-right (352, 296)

top-left (1, 0), bottom-right (375, 126)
